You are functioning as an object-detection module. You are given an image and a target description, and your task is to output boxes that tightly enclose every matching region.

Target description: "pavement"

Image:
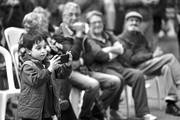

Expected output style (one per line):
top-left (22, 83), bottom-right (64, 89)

top-left (118, 99), bottom-right (180, 120)
top-left (119, 80), bottom-right (180, 120)
top-left (8, 79), bottom-right (180, 120)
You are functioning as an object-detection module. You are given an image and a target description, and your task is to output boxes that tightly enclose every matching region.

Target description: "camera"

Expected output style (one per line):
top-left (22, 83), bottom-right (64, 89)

top-left (59, 54), bottom-right (69, 64)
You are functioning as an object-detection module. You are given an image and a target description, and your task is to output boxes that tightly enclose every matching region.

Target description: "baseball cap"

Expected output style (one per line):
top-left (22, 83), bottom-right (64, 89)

top-left (125, 11), bottom-right (143, 21)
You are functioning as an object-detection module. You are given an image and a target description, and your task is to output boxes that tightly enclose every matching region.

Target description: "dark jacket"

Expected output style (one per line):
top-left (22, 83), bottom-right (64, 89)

top-left (0, 0), bottom-right (34, 28)
top-left (82, 31), bottom-right (120, 72)
top-left (117, 31), bottom-right (153, 67)
top-left (55, 23), bottom-right (83, 61)
top-left (18, 57), bottom-right (72, 120)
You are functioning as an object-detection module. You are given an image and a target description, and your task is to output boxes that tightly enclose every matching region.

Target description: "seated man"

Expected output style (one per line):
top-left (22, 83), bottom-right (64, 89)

top-left (55, 2), bottom-right (121, 120)
top-left (116, 10), bottom-right (180, 116)
top-left (83, 10), bottom-right (157, 120)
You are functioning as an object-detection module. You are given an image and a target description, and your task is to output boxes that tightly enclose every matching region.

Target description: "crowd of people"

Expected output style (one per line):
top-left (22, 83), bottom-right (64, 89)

top-left (1, 0), bottom-right (180, 120)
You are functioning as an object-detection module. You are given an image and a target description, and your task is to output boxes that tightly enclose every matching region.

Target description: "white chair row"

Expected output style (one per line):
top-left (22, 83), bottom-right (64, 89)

top-left (0, 27), bottom-right (25, 120)
top-left (0, 46), bottom-right (20, 120)
top-left (4, 27), bottom-right (26, 88)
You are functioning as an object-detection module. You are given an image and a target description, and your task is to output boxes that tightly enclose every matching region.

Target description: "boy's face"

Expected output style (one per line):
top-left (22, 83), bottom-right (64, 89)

top-left (30, 40), bottom-right (48, 61)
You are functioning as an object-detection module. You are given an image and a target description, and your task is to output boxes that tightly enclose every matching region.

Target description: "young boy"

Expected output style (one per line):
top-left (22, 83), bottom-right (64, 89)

top-left (17, 32), bottom-right (72, 120)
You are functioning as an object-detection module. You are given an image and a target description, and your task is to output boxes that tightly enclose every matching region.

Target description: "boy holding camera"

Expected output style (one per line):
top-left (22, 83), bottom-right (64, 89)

top-left (17, 32), bottom-right (73, 120)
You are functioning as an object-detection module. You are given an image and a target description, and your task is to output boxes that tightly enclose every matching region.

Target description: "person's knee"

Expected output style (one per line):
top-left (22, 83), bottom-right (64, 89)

top-left (137, 72), bottom-right (144, 79)
top-left (133, 70), bottom-right (144, 78)
top-left (89, 80), bottom-right (100, 90)
top-left (110, 76), bottom-right (121, 89)
top-left (164, 53), bottom-right (176, 60)
top-left (133, 70), bottom-right (145, 83)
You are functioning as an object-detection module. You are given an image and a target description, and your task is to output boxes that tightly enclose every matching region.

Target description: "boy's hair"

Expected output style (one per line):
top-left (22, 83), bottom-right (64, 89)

top-left (22, 32), bottom-right (47, 50)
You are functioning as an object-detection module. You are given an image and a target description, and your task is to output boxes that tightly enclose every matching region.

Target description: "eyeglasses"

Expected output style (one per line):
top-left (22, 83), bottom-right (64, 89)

top-left (90, 20), bottom-right (103, 25)
top-left (64, 12), bottom-right (80, 18)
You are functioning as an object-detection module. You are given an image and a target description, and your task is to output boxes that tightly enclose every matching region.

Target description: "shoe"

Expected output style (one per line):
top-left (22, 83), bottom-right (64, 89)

top-left (92, 100), bottom-right (106, 120)
top-left (166, 103), bottom-right (180, 116)
top-left (59, 99), bottom-right (69, 111)
top-left (143, 114), bottom-right (157, 120)
top-left (110, 109), bottom-right (127, 120)
top-left (79, 116), bottom-right (99, 120)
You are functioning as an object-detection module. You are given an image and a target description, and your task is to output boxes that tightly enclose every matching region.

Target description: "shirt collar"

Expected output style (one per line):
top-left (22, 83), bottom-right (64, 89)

top-left (88, 31), bottom-right (109, 43)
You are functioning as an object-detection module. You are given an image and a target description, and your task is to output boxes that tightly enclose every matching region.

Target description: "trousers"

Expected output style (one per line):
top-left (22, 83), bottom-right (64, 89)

top-left (70, 70), bottom-right (120, 119)
top-left (137, 53), bottom-right (180, 101)
top-left (104, 67), bottom-right (150, 117)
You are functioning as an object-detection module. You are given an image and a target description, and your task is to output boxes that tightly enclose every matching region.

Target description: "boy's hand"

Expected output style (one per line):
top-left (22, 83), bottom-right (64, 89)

top-left (48, 55), bottom-right (61, 72)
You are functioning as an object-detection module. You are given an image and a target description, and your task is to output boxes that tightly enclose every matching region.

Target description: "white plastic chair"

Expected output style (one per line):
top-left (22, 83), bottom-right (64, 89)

top-left (146, 76), bottom-right (162, 110)
top-left (4, 27), bottom-right (26, 87)
top-left (4, 27), bottom-right (26, 48)
top-left (69, 87), bottom-right (85, 118)
top-left (0, 46), bottom-right (20, 120)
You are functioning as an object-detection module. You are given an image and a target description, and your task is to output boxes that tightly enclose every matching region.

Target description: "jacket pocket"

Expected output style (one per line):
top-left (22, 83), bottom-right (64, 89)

top-left (18, 93), bottom-right (31, 106)
top-left (29, 94), bottom-right (44, 108)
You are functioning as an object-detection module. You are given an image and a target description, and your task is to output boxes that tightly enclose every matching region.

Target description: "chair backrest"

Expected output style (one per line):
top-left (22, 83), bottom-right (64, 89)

top-left (0, 46), bottom-right (17, 90)
top-left (4, 27), bottom-right (26, 49)
top-left (4, 27), bottom-right (26, 88)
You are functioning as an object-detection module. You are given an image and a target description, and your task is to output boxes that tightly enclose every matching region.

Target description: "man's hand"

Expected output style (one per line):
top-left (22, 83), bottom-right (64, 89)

top-left (72, 60), bottom-right (81, 70)
top-left (72, 22), bottom-right (86, 38)
top-left (102, 41), bottom-right (124, 55)
top-left (102, 47), bottom-right (112, 53)
top-left (153, 46), bottom-right (163, 57)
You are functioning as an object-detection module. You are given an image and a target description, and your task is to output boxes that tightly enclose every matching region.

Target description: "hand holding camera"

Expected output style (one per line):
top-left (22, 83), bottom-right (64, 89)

top-left (48, 55), bottom-right (61, 72)
top-left (72, 22), bottom-right (85, 32)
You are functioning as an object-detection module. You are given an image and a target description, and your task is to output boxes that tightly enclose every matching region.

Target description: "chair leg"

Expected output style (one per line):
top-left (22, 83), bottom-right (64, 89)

top-left (0, 93), bottom-right (8, 120)
top-left (155, 77), bottom-right (162, 110)
top-left (124, 86), bottom-right (130, 118)
top-left (69, 87), bottom-right (82, 118)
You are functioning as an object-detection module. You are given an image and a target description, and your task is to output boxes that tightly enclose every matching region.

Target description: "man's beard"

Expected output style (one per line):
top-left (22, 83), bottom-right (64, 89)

top-left (128, 25), bottom-right (140, 32)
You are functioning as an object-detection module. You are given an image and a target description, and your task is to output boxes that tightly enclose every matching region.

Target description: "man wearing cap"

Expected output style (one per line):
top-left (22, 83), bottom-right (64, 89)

top-left (84, 10), bottom-right (158, 120)
top-left (117, 11), bottom-right (180, 117)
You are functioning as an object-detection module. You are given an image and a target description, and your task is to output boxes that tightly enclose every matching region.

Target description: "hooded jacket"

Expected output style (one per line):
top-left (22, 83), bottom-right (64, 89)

top-left (18, 56), bottom-right (72, 120)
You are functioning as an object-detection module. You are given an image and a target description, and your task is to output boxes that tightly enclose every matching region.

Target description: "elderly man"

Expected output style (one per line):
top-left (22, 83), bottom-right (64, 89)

top-left (55, 2), bottom-right (121, 120)
top-left (83, 10), bottom-right (157, 120)
top-left (116, 11), bottom-right (180, 117)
